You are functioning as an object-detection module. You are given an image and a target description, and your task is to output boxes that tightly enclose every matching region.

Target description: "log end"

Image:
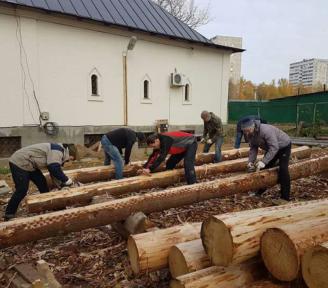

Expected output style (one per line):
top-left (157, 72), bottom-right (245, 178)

top-left (302, 244), bottom-right (328, 288)
top-left (201, 216), bottom-right (233, 266)
top-left (261, 228), bottom-right (299, 281)
top-left (169, 246), bottom-right (189, 279)
top-left (127, 236), bottom-right (141, 275)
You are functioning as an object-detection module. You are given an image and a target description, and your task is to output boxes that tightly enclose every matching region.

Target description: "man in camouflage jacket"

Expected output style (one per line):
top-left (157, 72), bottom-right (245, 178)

top-left (200, 111), bottom-right (224, 163)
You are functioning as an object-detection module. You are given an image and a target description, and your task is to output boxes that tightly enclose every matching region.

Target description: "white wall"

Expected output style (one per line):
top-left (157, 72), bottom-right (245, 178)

top-left (0, 8), bottom-right (231, 129)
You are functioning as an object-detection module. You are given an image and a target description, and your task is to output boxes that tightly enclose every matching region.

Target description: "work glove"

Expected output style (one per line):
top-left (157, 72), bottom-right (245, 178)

top-left (247, 162), bottom-right (256, 173)
top-left (63, 178), bottom-right (74, 187)
top-left (200, 138), bottom-right (205, 143)
top-left (256, 161), bottom-right (266, 171)
top-left (206, 139), bottom-right (213, 145)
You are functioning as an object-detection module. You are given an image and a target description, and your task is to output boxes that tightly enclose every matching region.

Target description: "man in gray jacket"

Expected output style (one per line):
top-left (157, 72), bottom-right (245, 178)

top-left (241, 119), bottom-right (291, 204)
top-left (4, 143), bottom-right (77, 220)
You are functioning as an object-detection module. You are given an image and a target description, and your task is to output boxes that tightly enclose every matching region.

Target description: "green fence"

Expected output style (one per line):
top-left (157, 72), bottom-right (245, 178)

top-left (228, 91), bottom-right (328, 125)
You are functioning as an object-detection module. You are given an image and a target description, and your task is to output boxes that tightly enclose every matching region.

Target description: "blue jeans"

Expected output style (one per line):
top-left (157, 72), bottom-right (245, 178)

top-left (234, 132), bottom-right (243, 149)
top-left (203, 136), bottom-right (224, 163)
top-left (101, 135), bottom-right (124, 179)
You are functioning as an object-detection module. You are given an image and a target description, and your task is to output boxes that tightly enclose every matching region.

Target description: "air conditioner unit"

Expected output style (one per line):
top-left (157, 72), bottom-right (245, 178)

top-left (171, 73), bottom-right (185, 87)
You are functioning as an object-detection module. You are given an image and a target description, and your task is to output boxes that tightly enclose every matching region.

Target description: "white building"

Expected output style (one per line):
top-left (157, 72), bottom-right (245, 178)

top-left (211, 35), bottom-right (243, 99)
top-left (289, 58), bottom-right (328, 87)
top-left (0, 0), bottom-right (243, 157)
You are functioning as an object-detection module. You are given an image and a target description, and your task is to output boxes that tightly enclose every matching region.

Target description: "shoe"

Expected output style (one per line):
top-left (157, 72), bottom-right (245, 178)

top-left (272, 199), bottom-right (289, 206)
top-left (3, 214), bottom-right (15, 221)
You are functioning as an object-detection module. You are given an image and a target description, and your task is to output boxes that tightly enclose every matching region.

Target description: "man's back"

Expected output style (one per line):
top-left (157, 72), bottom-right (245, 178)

top-left (106, 128), bottom-right (136, 149)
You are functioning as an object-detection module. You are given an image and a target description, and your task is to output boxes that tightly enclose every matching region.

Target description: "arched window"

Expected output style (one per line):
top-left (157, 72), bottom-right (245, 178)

top-left (184, 84), bottom-right (190, 101)
top-left (91, 74), bottom-right (98, 96)
top-left (144, 80), bottom-right (149, 99)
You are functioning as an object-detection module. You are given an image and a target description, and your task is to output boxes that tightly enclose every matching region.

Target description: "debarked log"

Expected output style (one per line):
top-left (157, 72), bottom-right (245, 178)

top-left (201, 199), bottom-right (328, 267)
top-left (0, 155), bottom-right (326, 249)
top-left (261, 217), bottom-right (328, 281)
top-left (46, 147), bottom-right (253, 187)
top-left (27, 146), bottom-right (311, 213)
top-left (302, 241), bottom-right (328, 288)
top-left (170, 258), bottom-right (266, 288)
top-left (130, 198), bottom-right (328, 275)
top-left (169, 239), bottom-right (210, 278)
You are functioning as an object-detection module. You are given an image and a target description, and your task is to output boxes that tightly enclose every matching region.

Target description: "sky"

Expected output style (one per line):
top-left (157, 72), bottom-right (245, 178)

top-left (195, 0), bottom-right (328, 84)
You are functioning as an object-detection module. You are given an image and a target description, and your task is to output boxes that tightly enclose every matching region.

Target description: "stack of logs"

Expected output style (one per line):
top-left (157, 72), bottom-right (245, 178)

top-left (0, 146), bottom-right (327, 288)
top-left (128, 194), bottom-right (328, 287)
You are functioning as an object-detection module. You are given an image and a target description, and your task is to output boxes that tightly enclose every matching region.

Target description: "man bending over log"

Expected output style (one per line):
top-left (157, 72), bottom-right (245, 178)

top-left (101, 128), bottom-right (145, 179)
top-left (4, 143), bottom-right (77, 221)
top-left (241, 119), bottom-right (292, 205)
top-left (141, 131), bottom-right (198, 185)
top-left (234, 115), bottom-right (267, 149)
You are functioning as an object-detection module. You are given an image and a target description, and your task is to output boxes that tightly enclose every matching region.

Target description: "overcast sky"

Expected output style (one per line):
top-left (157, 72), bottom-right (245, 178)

top-left (196, 0), bottom-right (328, 84)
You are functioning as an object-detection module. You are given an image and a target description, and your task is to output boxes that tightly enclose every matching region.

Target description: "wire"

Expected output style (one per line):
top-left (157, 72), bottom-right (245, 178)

top-left (15, 11), bottom-right (42, 126)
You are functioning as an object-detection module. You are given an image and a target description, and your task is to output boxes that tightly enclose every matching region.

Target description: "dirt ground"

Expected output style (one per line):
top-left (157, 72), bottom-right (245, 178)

top-left (0, 148), bottom-right (327, 287)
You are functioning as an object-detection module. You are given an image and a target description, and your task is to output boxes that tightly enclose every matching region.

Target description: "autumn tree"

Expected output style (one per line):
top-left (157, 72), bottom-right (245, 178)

top-left (153, 0), bottom-right (211, 28)
top-left (239, 77), bottom-right (256, 100)
top-left (277, 78), bottom-right (293, 97)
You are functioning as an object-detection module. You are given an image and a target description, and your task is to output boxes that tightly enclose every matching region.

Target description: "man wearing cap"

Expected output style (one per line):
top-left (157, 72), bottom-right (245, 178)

top-left (234, 115), bottom-right (267, 149)
top-left (4, 143), bottom-right (77, 220)
top-left (141, 131), bottom-right (197, 185)
top-left (101, 128), bottom-right (145, 180)
top-left (200, 111), bottom-right (224, 163)
top-left (242, 119), bottom-right (292, 204)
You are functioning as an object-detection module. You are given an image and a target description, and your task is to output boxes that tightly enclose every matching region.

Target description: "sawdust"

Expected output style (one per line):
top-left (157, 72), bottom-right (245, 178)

top-left (0, 149), bottom-right (327, 287)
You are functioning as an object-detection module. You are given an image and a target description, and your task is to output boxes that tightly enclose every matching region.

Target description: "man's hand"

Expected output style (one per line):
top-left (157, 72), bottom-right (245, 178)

top-left (256, 161), bottom-right (266, 171)
top-left (206, 139), bottom-right (213, 144)
top-left (247, 162), bottom-right (256, 173)
top-left (200, 138), bottom-right (205, 143)
top-left (141, 168), bottom-right (152, 176)
top-left (61, 178), bottom-right (74, 188)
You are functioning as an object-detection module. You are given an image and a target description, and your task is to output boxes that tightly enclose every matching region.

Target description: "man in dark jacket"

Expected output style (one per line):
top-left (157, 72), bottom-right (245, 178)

top-left (242, 119), bottom-right (292, 204)
top-left (234, 115), bottom-right (267, 148)
top-left (101, 128), bottom-right (145, 179)
top-left (200, 111), bottom-right (224, 163)
top-left (5, 143), bottom-right (77, 220)
top-left (141, 131), bottom-right (197, 185)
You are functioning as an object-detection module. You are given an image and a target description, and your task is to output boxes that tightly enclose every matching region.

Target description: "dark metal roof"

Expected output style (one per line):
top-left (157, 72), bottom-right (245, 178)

top-left (0, 0), bottom-right (244, 52)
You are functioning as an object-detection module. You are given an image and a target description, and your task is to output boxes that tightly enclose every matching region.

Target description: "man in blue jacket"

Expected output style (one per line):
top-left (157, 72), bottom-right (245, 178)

top-left (4, 143), bottom-right (77, 220)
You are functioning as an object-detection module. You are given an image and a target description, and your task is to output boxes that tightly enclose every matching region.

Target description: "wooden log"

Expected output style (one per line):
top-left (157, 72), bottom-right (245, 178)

top-left (201, 198), bottom-right (328, 268)
top-left (4, 269), bottom-right (32, 288)
top-left (45, 148), bottom-right (252, 187)
top-left (27, 157), bottom-right (251, 213)
top-left (27, 146), bottom-right (311, 213)
top-left (36, 260), bottom-right (62, 288)
top-left (302, 241), bottom-right (328, 288)
top-left (169, 239), bottom-right (210, 278)
top-left (246, 280), bottom-right (290, 288)
top-left (0, 155), bottom-right (327, 249)
top-left (128, 223), bottom-right (200, 274)
top-left (131, 198), bottom-right (328, 275)
top-left (170, 258), bottom-right (266, 288)
top-left (261, 217), bottom-right (328, 281)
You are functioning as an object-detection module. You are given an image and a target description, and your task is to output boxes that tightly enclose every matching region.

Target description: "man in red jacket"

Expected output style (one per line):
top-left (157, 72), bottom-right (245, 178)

top-left (141, 131), bottom-right (197, 184)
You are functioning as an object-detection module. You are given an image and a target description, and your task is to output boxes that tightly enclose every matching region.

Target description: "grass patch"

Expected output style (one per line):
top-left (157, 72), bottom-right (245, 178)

top-left (0, 167), bottom-right (11, 175)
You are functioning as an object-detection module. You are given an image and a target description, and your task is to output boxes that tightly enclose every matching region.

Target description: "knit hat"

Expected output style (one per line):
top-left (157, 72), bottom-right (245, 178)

top-left (241, 119), bottom-right (255, 130)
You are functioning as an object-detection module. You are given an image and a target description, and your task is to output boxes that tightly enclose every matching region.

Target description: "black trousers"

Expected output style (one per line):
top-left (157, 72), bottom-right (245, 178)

top-left (165, 141), bottom-right (197, 185)
top-left (5, 162), bottom-right (49, 216)
top-left (259, 143), bottom-right (291, 200)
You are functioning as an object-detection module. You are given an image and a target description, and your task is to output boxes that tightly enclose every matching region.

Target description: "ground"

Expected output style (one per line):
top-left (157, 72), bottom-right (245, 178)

top-left (0, 147), bottom-right (327, 287)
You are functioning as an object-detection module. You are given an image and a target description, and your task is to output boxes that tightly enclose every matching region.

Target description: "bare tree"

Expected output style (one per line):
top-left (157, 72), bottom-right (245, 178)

top-left (153, 0), bottom-right (211, 29)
